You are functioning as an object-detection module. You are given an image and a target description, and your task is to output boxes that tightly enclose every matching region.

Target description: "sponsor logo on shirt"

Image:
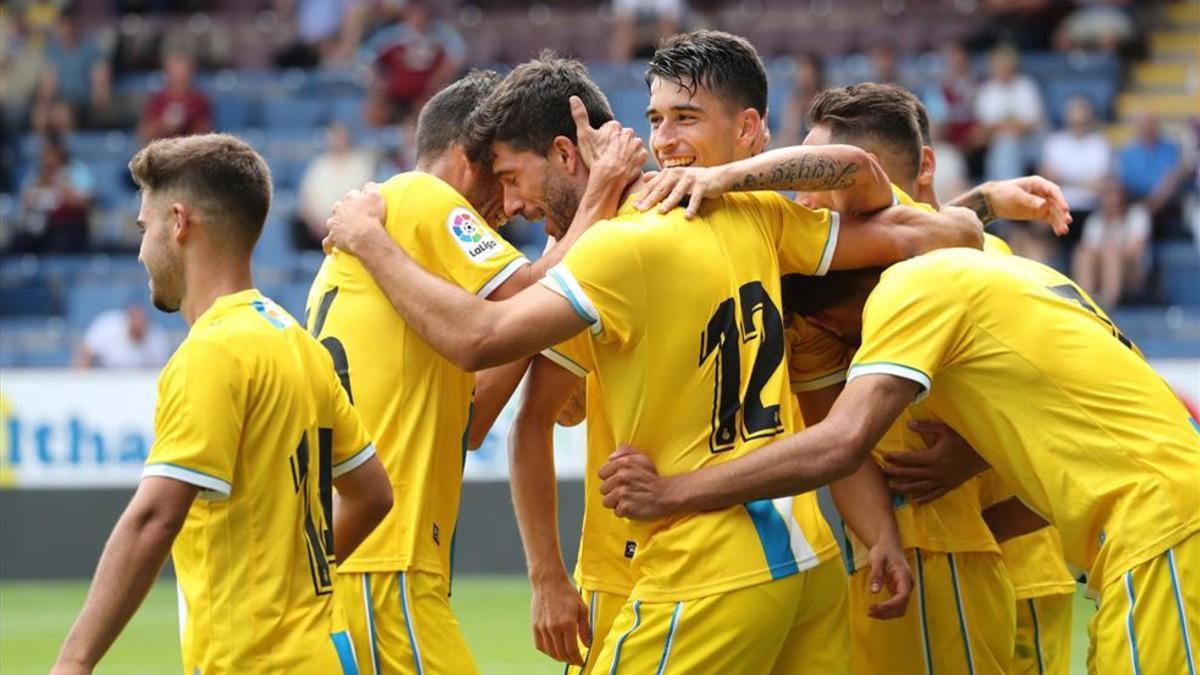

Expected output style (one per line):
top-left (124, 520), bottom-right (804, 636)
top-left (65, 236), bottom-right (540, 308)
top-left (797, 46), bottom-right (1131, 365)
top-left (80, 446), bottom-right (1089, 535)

top-left (624, 541), bottom-right (637, 559)
top-left (448, 207), bottom-right (500, 262)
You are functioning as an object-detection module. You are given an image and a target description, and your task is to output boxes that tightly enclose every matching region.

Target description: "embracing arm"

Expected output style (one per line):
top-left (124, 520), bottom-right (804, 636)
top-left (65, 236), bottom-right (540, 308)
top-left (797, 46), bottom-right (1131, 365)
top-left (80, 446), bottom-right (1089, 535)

top-left (830, 203), bottom-right (984, 270)
top-left (53, 478), bottom-right (197, 673)
top-left (601, 374), bottom-right (920, 519)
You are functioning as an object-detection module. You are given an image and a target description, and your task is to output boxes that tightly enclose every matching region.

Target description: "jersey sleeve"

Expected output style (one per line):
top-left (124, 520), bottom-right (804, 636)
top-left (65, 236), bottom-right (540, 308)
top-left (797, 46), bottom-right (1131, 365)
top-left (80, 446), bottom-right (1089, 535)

top-left (786, 315), bottom-right (849, 392)
top-left (540, 331), bottom-right (594, 379)
top-left (327, 365), bottom-right (376, 478)
top-left (381, 175), bottom-right (529, 298)
top-left (976, 469), bottom-right (1014, 509)
top-left (142, 339), bottom-right (245, 499)
top-left (848, 261), bottom-right (967, 401)
top-left (538, 222), bottom-right (642, 346)
top-left (740, 192), bottom-right (839, 276)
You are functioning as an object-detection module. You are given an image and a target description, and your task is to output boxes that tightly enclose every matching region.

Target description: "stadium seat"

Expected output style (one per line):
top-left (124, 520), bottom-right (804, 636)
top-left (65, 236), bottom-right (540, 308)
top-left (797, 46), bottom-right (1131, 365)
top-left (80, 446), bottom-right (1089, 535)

top-left (212, 97), bottom-right (259, 131)
top-left (1043, 78), bottom-right (1118, 125)
top-left (261, 98), bottom-right (329, 132)
top-left (1157, 242), bottom-right (1200, 307)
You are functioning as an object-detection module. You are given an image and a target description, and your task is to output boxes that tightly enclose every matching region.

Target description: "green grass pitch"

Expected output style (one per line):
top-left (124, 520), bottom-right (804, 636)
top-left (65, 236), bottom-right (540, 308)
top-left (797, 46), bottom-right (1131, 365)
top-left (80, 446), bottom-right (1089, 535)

top-left (1, 578), bottom-right (1095, 673)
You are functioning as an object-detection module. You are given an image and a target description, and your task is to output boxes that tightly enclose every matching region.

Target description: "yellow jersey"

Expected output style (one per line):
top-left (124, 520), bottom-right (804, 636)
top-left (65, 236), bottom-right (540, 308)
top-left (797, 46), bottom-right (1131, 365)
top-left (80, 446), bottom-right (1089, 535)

top-left (306, 172), bottom-right (527, 579)
top-left (978, 469), bottom-right (1077, 599)
top-left (540, 191), bottom-right (841, 602)
top-left (144, 290), bottom-right (374, 673)
top-left (849, 248), bottom-right (1200, 591)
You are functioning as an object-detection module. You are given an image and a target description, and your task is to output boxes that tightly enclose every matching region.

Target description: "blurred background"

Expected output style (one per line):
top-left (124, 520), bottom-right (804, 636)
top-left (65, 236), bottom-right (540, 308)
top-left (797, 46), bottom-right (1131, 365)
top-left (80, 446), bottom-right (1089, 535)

top-left (0, 0), bottom-right (1197, 672)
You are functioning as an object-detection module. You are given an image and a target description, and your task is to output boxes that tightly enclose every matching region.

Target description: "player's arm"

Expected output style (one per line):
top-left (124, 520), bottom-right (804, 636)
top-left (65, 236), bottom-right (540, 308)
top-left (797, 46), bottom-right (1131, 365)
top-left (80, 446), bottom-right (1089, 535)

top-left (510, 356), bottom-right (591, 665)
top-left (600, 374), bottom-right (919, 520)
top-left (798, 384), bottom-right (911, 620)
top-left (879, 421), bottom-right (991, 505)
top-left (948, 176), bottom-right (1072, 235)
top-left (830, 203), bottom-right (984, 270)
top-left (982, 496), bottom-right (1050, 543)
top-left (327, 187), bottom-right (588, 370)
top-left (53, 477), bottom-right (198, 674)
top-left (331, 454), bottom-right (392, 562)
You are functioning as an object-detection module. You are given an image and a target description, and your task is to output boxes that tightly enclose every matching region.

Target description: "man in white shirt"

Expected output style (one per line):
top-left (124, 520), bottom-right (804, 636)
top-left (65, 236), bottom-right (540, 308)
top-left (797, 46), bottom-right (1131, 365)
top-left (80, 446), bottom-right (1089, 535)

top-left (74, 304), bottom-right (170, 368)
top-left (975, 45), bottom-right (1044, 181)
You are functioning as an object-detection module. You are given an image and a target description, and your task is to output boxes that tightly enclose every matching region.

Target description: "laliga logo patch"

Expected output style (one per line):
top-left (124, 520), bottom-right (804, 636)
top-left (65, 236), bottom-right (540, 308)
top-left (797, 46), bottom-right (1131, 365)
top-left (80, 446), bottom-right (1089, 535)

top-left (448, 207), bottom-right (500, 262)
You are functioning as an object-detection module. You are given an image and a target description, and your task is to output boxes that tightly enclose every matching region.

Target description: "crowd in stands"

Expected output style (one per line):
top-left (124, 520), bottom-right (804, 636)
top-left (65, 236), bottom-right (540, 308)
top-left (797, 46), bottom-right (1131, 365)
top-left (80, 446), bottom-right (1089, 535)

top-left (0, 0), bottom-right (1197, 367)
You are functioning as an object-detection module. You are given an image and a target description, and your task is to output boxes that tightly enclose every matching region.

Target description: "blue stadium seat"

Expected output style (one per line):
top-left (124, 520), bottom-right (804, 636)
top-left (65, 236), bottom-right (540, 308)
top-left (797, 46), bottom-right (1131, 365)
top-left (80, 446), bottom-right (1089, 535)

top-left (89, 159), bottom-right (136, 208)
top-left (65, 281), bottom-right (145, 330)
top-left (607, 89), bottom-right (651, 147)
top-left (212, 97), bottom-right (259, 131)
top-left (261, 98), bottom-right (329, 131)
top-left (1157, 242), bottom-right (1200, 307)
top-left (1043, 78), bottom-right (1118, 125)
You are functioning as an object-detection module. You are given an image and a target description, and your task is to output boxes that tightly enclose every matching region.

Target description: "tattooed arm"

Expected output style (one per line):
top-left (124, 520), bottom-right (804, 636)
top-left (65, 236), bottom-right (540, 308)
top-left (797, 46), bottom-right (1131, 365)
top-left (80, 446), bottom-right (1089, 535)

top-left (636, 144), bottom-right (894, 218)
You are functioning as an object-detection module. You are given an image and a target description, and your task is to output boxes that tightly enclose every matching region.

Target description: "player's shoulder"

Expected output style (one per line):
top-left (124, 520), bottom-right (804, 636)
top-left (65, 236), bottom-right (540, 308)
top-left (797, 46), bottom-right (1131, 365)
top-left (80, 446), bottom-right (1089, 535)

top-left (380, 171), bottom-right (471, 214)
top-left (877, 248), bottom-right (991, 293)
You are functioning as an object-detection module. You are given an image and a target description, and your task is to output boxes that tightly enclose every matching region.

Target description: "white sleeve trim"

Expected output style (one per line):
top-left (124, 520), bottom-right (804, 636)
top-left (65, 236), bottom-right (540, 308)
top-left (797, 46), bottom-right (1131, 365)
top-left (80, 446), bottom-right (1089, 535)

top-left (476, 256), bottom-right (530, 298)
top-left (332, 443), bottom-right (377, 478)
top-left (540, 347), bottom-right (588, 378)
top-left (143, 463), bottom-right (232, 500)
top-left (814, 211), bottom-right (840, 276)
top-left (790, 368), bottom-right (848, 392)
top-left (541, 264), bottom-right (603, 336)
top-left (847, 362), bottom-right (931, 402)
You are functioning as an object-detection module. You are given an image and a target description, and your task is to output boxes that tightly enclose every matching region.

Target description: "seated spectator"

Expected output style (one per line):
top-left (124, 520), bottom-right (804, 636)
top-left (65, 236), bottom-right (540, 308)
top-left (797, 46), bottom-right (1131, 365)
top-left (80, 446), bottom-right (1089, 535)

top-left (1072, 177), bottom-right (1150, 308)
top-left (1117, 112), bottom-right (1192, 240)
top-left (137, 52), bottom-right (211, 143)
top-left (776, 53), bottom-right (825, 147)
top-left (1039, 94), bottom-right (1110, 249)
top-left (1055, 0), bottom-right (1135, 53)
top-left (928, 41), bottom-right (986, 179)
top-left (0, 11), bottom-right (47, 133)
top-left (74, 304), bottom-right (170, 369)
top-left (975, 44), bottom-right (1044, 181)
top-left (611, 0), bottom-right (684, 63)
top-left (294, 123), bottom-right (377, 249)
top-left (361, 0), bottom-right (465, 127)
top-left (31, 12), bottom-right (112, 131)
top-left (975, 0), bottom-right (1073, 51)
top-left (867, 43), bottom-right (902, 86)
top-left (10, 134), bottom-right (92, 253)
top-left (274, 0), bottom-right (367, 69)
top-left (930, 123), bottom-right (971, 202)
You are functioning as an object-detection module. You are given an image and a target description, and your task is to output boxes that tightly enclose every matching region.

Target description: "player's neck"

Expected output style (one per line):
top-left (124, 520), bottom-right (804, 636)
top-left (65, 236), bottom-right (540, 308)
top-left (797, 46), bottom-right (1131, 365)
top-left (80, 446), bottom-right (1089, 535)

top-left (179, 256), bottom-right (254, 326)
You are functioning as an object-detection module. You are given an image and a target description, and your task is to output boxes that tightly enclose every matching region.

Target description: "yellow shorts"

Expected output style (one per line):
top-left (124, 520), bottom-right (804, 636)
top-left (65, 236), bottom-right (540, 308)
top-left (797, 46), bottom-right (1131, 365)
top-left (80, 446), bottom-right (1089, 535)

top-left (1088, 531), bottom-right (1198, 675)
top-left (335, 570), bottom-right (478, 675)
top-left (568, 588), bottom-right (629, 675)
top-left (849, 549), bottom-right (1015, 675)
top-left (591, 556), bottom-right (849, 675)
top-left (1011, 593), bottom-right (1073, 675)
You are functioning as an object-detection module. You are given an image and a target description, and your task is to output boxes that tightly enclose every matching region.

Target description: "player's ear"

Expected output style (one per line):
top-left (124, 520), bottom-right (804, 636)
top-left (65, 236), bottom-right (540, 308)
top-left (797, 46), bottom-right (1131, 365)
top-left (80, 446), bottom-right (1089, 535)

top-left (918, 145), bottom-right (937, 192)
top-left (170, 202), bottom-right (191, 243)
top-left (551, 135), bottom-right (580, 175)
top-left (736, 108), bottom-right (762, 150)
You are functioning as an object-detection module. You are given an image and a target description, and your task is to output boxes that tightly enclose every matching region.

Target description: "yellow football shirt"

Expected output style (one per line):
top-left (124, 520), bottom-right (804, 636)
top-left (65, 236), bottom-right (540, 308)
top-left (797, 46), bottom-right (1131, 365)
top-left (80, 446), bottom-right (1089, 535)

top-left (306, 171), bottom-right (527, 579)
top-left (849, 248), bottom-right (1200, 591)
top-left (978, 469), bottom-right (1077, 599)
top-left (540, 191), bottom-right (841, 602)
top-left (144, 290), bottom-right (374, 673)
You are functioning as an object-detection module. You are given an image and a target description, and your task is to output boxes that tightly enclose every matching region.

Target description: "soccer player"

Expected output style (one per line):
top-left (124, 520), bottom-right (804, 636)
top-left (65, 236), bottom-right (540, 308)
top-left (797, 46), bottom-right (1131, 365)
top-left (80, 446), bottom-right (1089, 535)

top-left (305, 70), bottom-right (645, 675)
top-left (507, 32), bottom-right (902, 673)
top-left (321, 53), bottom-right (984, 673)
top-left (51, 134), bottom-right (393, 675)
top-left (598, 187), bottom-right (1200, 675)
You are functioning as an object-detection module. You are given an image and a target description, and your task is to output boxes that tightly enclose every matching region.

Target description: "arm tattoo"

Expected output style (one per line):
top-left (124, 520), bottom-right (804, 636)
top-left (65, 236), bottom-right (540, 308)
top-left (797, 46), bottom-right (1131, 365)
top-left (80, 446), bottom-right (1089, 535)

top-left (953, 187), bottom-right (997, 225)
top-left (729, 155), bottom-right (860, 192)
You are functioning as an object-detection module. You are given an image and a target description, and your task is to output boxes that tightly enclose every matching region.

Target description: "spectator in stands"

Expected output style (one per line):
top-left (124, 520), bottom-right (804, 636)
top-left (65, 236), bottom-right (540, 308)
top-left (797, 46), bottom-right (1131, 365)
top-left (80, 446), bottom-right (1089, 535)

top-left (930, 122), bottom-right (971, 202)
top-left (975, 44), bottom-right (1044, 181)
top-left (137, 52), bottom-right (211, 143)
top-left (1054, 0), bottom-right (1136, 54)
top-left (294, 122), bottom-right (377, 249)
top-left (611, 0), bottom-right (684, 62)
top-left (1, 11), bottom-right (48, 133)
top-left (31, 12), bottom-right (112, 131)
top-left (1039, 94), bottom-right (1110, 250)
top-left (361, 0), bottom-right (465, 127)
top-left (867, 43), bottom-right (902, 85)
top-left (1072, 177), bottom-right (1150, 308)
top-left (274, 0), bottom-right (367, 69)
top-left (975, 0), bottom-right (1073, 51)
top-left (776, 53), bottom-right (825, 147)
top-left (929, 41), bottom-right (985, 179)
top-left (10, 134), bottom-right (92, 253)
top-left (74, 304), bottom-right (170, 368)
top-left (1117, 112), bottom-right (1191, 240)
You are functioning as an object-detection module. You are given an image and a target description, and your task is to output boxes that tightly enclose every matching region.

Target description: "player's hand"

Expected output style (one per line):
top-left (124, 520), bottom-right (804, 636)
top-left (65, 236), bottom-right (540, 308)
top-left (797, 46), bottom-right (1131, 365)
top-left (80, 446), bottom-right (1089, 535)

top-left (865, 535), bottom-right (913, 620)
top-left (634, 165), bottom-right (727, 219)
top-left (985, 176), bottom-right (1072, 235)
top-left (323, 182), bottom-right (388, 256)
top-left (530, 575), bottom-right (591, 666)
top-left (555, 378), bottom-right (587, 427)
top-left (49, 662), bottom-right (92, 675)
top-left (881, 421), bottom-right (990, 504)
top-left (572, 95), bottom-right (647, 188)
top-left (599, 446), bottom-right (671, 519)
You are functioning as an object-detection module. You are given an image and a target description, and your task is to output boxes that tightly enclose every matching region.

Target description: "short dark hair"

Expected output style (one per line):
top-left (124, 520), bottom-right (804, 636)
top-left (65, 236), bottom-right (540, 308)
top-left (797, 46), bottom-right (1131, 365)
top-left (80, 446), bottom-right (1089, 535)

top-left (646, 30), bottom-right (768, 115)
top-left (808, 83), bottom-right (924, 184)
top-left (416, 69), bottom-right (502, 161)
top-left (464, 52), bottom-right (613, 164)
top-left (781, 269), bottom-right (881, 317)
top-left (129, 133), bottom-right (271, 249)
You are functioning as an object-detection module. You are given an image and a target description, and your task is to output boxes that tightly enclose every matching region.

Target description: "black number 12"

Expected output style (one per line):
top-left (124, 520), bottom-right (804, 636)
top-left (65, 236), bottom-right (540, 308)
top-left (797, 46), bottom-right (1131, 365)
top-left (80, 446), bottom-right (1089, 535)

top-left (699, 281), bottom-right (786, 452)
